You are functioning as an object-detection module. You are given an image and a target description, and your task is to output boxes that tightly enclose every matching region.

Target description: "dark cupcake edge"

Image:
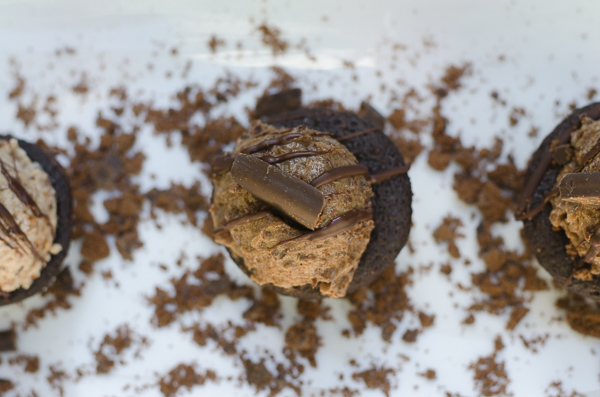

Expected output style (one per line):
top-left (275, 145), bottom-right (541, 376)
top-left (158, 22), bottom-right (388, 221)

top-left (228, 108), bottom-right (413, 300)
top-left (0, 136), bottom-right (72, 305)
top-left (522, 102), bottom-right (600, 300)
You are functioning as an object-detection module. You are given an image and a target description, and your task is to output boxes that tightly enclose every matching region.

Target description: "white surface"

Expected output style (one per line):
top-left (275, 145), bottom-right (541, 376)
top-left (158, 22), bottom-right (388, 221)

top-left (0, 1), bottom-right (599, 396)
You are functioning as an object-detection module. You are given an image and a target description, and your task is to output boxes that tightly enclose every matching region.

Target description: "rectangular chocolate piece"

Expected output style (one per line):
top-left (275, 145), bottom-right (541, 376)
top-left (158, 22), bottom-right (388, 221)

top-left (254, 88), bottom-right (302, 118)
top-left (358, 101), bottom-right (385, 130)
top-left (231, 153), bottom-right (324, 230)
top-left (559, 172), bottom-right (600, 207)
top-left (0, 329), bottom-right (16, 352)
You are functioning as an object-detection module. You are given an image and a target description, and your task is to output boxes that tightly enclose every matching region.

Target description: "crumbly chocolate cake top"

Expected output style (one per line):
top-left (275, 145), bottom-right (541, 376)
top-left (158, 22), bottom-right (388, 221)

top-left (210, 122), bottom-right (375, 298)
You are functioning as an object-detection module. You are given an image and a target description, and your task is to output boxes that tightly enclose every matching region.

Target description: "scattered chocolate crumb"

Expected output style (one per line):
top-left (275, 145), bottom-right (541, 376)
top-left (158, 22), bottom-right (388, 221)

top-left (208, 35), bottom-right (226, 53)
top-left (256, 23), bottom-right (289, 56)
top-left (440, 263), bottom-right (453, 275)
top-left (93, 324), bottom-right (145, 374)
top-left (80, 230), bottom-right (110, 261)
top-left (346, 267), bottom-right (412, 342)
top-left (433, 216), bottom-right (464, 258)
top-left (8, 355), bottom-right (39, 373)
top-left (402, 329), bottom-right (419, 343)
top-left (518, 334), bottom-right (549, 353)
top-left (47, 364), bottom-right (69, 397)
top-left (505, 307), bottom-right (529, 331)
top-left (146, 182), bottom-right (208, 226)
top-left (469, 336), bottom-right (511, 397)
top-left (158, 363), bottom-right (217, 397)
top-left (0, 379), bottom-right (14, 393)
top-left (25, 267), bottom-right (81, 329)
top-left (284, 321), bottom-right (320, 367)
top-left (556, 293), bottom-right (600, 338)
top-left (418, 369), bottom-right (437, 380)
top-left (352, 365), bottom-right (395, 397)
top-left (8, 75), bottom-right (25, 99)
top-left (545, 381), bottom-right (585, 397)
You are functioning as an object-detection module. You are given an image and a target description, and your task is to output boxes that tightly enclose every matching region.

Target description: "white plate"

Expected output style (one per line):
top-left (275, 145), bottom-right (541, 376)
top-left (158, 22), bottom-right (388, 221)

top-left (1, 1), bottom-right (600, 396)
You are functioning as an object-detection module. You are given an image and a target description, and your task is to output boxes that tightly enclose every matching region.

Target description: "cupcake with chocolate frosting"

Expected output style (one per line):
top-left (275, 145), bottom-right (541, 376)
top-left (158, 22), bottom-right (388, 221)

top-left (518, 102), bottom-right (600, 300)
top-left (0, 136), bottom-right (72, 305)
top-left (210, 106), bottom-right (412, 299)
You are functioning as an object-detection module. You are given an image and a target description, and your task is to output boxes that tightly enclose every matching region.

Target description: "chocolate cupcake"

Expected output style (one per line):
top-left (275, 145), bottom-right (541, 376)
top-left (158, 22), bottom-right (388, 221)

top-left (210, 108), bottom-right (412, 299)
top-left (0, 136), bottom-right (72, 305)
top-left (518, 102), bottom-right (600, 299)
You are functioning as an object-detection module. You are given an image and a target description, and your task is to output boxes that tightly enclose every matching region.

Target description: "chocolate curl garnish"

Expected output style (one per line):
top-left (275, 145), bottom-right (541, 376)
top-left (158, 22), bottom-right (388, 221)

top-left (559, 172), bottom-right (600, 207)
top-left (231, 153), bottom-right (325, 230)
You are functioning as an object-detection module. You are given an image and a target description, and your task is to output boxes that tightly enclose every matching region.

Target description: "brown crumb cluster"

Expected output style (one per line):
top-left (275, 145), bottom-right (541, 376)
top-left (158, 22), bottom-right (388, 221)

top-left (93, 324), bottom-right (147, 374)
top-left (352, 365), bottom-right (395, 397)
top-left (158, 363), bottom-right (217, 397)
top-left (469, 336), bottom-right (511, 397)
top-left (556, 293), bottom-right (600, 338)
top-left (433, 216), bottom-right (464, 258)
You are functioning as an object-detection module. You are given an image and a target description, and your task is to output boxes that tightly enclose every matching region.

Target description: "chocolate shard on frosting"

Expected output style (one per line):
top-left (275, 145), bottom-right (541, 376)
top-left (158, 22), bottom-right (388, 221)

top-left (559, 172), bottom-right (600, 207)
top-left (231, 153), bottom-right (325, 230)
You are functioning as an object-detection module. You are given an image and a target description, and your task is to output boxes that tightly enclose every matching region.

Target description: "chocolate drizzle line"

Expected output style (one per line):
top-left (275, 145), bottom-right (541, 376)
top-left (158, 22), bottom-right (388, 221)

top-left (337, 127), bottom-right (379, 142)
top-left (310, 165), bottom-right (369, 188)
top-left (274, 209), bottom-right (372, 247)
top-left (368, 164), bottom-right (411, 184)
top-left (0, 159), bottom-right (54, 238)
top-left (214, 211), bottom-right (271, 235)
top-left (0, 202), bottom-right (43, 262)
top-left (259, 150), bottom-right (330, 164)
top-left (516, 120), bottom-right (582, 220)
top-left (241, 129), bottom-right (330, 155)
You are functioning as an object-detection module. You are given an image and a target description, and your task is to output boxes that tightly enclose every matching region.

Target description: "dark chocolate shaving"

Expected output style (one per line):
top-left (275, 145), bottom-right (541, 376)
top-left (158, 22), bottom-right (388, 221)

top-left (231, 153), bottom-right (324, 230)
top-left (255, 88), bottom-right (302, 118)
top-left (275, 209), bottom-right (372, 247)
top-left (310, 165), bottom-right (369, 188)
top-left (559, 172), bottom-right (600, 207)
top-left (552, 144), bottom-right (573, 165)
top-left (357, 101), bottom-right (385, 130)
top-left (0, 329), bottom-right (16, 352)
top-left (584, 225), bottom-right (600, 263)
top-left (211, 154), bottom-right (235, 176)
top-left (574, 137), bottom-right (600, 173)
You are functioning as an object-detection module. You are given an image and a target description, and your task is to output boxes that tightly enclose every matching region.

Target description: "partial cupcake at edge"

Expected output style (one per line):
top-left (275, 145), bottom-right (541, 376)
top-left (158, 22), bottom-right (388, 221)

top-left (518, 102), bottom-right (600, 299)
top-left (0, 136), bottom-right (72, 305)
top-left (209, 90), bottom-right (412, 300)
